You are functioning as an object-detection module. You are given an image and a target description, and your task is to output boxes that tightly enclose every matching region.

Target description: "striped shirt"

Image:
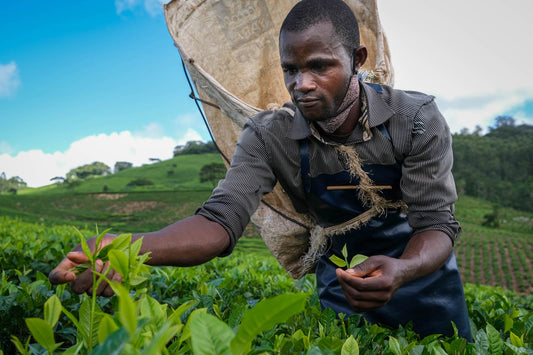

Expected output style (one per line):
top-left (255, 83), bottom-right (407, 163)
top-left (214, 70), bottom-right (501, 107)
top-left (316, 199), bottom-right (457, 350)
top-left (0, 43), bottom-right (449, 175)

top-left (197, 80), bottom-right (461, 255)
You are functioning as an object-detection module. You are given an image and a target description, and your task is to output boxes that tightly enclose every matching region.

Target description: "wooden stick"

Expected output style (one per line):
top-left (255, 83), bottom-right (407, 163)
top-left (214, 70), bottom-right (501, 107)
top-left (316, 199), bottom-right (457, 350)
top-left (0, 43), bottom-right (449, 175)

top-left (326, 185), bottom-right (392, 190)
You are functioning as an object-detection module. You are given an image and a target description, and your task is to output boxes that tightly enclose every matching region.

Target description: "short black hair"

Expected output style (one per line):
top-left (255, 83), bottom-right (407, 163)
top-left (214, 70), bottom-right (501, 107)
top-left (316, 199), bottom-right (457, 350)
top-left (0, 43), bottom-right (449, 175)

top-left (280, 0), bottom-right (360, 53)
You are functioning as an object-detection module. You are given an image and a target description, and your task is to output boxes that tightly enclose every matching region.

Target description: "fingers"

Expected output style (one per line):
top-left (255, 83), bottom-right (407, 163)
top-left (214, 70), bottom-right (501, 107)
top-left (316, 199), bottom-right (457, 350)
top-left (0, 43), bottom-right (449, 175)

top-left (50, 234), bottom-right (119, 294)
top-left (66, 251), bottom-right (90, 264)
top-left (49, 257), bottom-right (79, 285)
top-left (71, 265), bottom-right (96, 294)
top-left (68, 260), bottom-right (118, 296)
top-left (336, 267), bottom-right (397, 312)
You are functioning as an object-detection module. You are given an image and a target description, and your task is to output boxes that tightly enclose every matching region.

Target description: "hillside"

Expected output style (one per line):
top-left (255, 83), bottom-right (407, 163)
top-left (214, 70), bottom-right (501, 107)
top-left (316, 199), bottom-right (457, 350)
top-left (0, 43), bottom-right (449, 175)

top-left (1, 153), bottom-right (226, 232)
top-left (22, 152), bottom-right (224, 195)
top-left (452, 120), bottom-right (533, 212)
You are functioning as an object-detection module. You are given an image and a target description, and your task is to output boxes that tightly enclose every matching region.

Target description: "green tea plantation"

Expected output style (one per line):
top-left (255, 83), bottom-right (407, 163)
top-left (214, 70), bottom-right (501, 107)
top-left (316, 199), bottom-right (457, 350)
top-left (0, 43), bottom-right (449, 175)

top-left (1, 216), bottom-right (532, 354)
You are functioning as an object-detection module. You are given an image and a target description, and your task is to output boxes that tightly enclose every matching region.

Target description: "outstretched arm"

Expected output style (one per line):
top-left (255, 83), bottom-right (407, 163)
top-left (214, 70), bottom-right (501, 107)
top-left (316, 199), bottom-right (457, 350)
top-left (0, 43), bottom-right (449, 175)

top-left (336, 230), bottom-right (452, 312)
top-left (49, 215), bottom-right (230, 295)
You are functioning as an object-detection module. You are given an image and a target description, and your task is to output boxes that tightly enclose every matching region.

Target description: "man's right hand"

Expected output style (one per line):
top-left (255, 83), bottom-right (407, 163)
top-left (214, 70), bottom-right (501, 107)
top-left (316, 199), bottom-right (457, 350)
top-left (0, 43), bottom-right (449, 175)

top-left (48, 234), bottom-right (122, 297)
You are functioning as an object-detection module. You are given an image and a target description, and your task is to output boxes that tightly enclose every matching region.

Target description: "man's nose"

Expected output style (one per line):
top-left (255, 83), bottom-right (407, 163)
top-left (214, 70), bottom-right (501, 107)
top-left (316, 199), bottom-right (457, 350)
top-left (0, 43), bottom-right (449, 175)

top-left (294, 72), bottom-right (316, 92)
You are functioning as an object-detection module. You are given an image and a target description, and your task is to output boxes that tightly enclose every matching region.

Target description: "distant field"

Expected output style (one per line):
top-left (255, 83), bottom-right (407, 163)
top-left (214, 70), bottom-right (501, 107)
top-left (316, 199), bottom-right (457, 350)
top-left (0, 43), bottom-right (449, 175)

top-left (1, 154), bottom-right (532, 294)
top-left (455, 228), bottom-right (533, 294)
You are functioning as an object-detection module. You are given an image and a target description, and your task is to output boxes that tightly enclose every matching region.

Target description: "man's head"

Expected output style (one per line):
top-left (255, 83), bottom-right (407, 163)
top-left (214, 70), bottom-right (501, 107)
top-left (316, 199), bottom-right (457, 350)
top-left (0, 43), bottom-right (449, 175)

top-left (280, 0), bottom-right (360, 61)
top-left (279, 0), bottom-right (367, 121)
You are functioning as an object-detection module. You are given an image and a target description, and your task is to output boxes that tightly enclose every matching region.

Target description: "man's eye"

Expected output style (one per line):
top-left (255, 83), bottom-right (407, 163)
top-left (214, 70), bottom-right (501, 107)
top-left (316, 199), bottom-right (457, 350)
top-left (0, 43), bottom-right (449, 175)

top-left (312, 63), bottom-right (328, 72)
top-left (283, 67), bottom-right (297, 75)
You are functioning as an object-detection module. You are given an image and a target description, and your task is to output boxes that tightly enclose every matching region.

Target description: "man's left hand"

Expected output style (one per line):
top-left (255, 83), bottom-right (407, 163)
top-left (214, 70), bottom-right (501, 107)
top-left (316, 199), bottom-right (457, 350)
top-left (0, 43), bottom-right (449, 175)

top-left (335, 255), bottom-right (408, 312)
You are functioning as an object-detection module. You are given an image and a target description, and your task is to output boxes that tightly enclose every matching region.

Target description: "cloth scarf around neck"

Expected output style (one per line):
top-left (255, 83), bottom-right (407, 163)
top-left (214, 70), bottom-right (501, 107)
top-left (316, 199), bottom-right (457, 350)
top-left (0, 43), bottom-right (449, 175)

top-left (315, 75), bottom-right (360, 134)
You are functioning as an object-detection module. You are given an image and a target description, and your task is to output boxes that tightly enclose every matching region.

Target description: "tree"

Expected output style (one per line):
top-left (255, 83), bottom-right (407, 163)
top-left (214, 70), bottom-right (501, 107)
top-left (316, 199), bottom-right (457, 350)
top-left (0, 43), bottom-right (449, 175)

top-left (494, 115), bottom-right (516, 128)
top-left (50, 176), bottom-right (65, 184)
top-left (452, 120), bottom-right (533, 212)
top-left (114, 161), bottom-right (133, 173)
top-left (0, 173), bottom-right (27, 194)
top-left (173, 141), bottom-right (217, 156)
top-left (66, 162), bottom-right (111, 181)
top-left (199, 163), bottom-right (226, 187)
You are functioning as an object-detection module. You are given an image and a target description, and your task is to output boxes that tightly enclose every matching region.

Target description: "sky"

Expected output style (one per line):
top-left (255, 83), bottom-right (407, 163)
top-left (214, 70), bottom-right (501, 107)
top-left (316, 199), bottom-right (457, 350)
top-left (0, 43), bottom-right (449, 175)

top-left (1, 0), bottom-right (532, 187)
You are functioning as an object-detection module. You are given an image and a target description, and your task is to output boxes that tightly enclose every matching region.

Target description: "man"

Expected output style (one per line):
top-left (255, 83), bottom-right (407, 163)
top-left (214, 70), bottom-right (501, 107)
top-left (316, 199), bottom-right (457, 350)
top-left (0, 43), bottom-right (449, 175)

top-left (50, 0), bottom-right (472, 340)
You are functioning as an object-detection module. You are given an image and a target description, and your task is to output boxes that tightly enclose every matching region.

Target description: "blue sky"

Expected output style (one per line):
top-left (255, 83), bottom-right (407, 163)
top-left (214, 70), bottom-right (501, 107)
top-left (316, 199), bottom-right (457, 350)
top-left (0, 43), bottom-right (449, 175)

top-left (1, 0), bottom-right (204, 154)
top-left (1, 0), bottom-right (532, 186)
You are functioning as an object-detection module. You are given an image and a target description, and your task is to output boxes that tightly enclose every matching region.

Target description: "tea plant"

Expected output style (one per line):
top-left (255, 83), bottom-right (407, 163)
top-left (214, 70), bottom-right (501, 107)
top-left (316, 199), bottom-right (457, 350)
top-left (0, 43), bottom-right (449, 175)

top-left (1, 216), bottom-right (532, 354)
top-left (329, 244), bottom-right (368, 269)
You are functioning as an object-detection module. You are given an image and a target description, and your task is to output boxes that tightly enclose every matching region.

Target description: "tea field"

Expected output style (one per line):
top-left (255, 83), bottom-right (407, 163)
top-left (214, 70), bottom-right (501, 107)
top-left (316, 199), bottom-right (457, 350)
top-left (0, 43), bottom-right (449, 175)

top-left (1, 155), bottom-right (532, 353)
top-left (0, 216), bottom-right (532, 354)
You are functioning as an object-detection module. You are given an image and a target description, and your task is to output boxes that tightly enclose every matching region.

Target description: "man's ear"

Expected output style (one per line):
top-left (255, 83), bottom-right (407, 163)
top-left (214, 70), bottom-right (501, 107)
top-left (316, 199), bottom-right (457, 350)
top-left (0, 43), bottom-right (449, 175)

top-left (353, 45), bottom-right (368, 74)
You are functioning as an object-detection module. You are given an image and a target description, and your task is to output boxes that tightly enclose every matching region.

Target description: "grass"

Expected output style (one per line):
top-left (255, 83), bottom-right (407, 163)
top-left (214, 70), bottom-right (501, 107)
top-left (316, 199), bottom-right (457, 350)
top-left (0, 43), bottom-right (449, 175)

top-left (455, 195), bottom-right (533, 235)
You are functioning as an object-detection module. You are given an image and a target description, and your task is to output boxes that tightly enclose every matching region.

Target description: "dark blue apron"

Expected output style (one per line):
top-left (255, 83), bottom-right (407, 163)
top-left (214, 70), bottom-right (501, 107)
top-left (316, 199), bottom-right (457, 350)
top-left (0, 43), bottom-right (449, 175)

top-left (299, 136), bottom-right (472, 340)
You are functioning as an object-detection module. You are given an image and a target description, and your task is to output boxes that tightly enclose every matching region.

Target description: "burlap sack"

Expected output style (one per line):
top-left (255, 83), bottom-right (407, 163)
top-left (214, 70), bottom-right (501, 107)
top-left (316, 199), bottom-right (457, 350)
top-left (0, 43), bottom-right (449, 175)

top-left (164, 0), bottom-right (394, 278)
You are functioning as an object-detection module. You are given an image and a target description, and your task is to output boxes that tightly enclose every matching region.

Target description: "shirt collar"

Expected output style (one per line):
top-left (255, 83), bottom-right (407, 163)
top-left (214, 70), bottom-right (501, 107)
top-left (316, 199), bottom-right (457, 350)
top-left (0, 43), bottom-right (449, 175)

top-left (286, 80), bottom-right (396, 144)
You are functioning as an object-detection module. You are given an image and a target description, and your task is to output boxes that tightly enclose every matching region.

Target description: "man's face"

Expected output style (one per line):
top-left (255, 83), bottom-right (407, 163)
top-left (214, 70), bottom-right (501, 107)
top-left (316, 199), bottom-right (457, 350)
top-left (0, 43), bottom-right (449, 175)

top-left (279, 21), bottom-right (353, 121)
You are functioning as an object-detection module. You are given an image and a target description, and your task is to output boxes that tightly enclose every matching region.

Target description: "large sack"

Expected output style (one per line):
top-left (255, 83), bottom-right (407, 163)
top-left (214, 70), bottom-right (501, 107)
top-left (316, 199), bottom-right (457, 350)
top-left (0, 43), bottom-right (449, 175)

top-left (164, 0), bottom-right (393, 278)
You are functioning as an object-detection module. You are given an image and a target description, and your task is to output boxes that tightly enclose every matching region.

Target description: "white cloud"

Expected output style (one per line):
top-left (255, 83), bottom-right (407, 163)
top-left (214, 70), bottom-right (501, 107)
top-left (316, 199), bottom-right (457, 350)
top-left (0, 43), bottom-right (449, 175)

top-left (375, 0), bottom-right (533, 132)
top-left (0, 129), bottom-right (206, 187)
top-left (179, 128), bottom-right (203, 143)
top-left (378, 0), bottom-right (533, 100)
top-left (0, 62), bottom-right (21, 97)
top-left (437, 90), bottom-right (532, 134)
top-left (135, 122), bottom-right (164, 138)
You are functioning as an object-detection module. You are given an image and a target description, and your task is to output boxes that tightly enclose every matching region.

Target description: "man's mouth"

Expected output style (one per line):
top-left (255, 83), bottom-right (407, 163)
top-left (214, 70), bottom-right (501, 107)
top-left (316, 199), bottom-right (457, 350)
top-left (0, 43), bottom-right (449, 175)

top-left (296, 97), bottom-right (320, 108)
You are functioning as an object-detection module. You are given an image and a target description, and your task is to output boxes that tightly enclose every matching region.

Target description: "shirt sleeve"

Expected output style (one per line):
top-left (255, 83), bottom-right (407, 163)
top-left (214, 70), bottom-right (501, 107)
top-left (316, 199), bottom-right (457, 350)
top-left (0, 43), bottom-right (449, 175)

top-left (195, 119), bottom-right (277, 256)
top-left (400, 100), bottom-right (461, 242)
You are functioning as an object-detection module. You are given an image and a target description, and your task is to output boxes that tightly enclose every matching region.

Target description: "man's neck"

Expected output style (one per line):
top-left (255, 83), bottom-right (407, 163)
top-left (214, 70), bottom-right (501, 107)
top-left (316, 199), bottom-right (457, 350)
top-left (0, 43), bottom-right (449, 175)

top-left (323, 101), bottom-right (361, 142)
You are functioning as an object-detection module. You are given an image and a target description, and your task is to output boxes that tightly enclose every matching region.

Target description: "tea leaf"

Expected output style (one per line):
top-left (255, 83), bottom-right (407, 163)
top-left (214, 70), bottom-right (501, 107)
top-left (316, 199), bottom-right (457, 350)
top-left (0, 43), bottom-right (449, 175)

top-left (189, 311), bottom-right (234, 355)
top-left (349, 254), bottom-right (368, 268)
top-left (10, 335), bottom-right (30, 355)
top-left (91, 327), bottom-right (129, 355)
top-left (114, 283), bottom-right (137, 336)
top-left (129, 237), bottom-right (143, 262)
top-left (341, 244), bottom-right (348, 259)
top-left (108, 249), bottom-right (129, 278)
top-left (141, 322), bottom-right (182, 355)
top-left (504, 314), bottom-right (514, 333)
top-left (44, 294), bottom-right (62, 327)
top-left (509, 331), bottom-right (523, 348)
top-left (486, 323), bottom-right (503, 355)
top-left (168, 299), bottom-right (198, 326)
top-left (76, 228), bottom-right (94, 265)
top-left (110, 233), bottom-right (132, 253)
top-left (25, 318), bottom-right (55, 350)
top-left (329, 254), bottom-right (347, 268)
top-left (231, 293), bottom-right (307, 355)
top-left (388, 336), bottom-right (402, 355)
top-left (98, 314), bottom-right (119, 344)
top-left (94, 228), bottom-right (112, 256)
top-left (341, 335), bottom-right (359, 355)
top-left (79, 298), bottom-right (103, 349)
top-left (138, 296), bottom-right (166, 325)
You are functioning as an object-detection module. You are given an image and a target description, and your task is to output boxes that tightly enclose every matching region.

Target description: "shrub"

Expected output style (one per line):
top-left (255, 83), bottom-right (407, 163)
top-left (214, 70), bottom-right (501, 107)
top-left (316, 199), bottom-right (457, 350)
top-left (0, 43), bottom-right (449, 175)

top-left (126, 178), bottom-right (154, 187)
